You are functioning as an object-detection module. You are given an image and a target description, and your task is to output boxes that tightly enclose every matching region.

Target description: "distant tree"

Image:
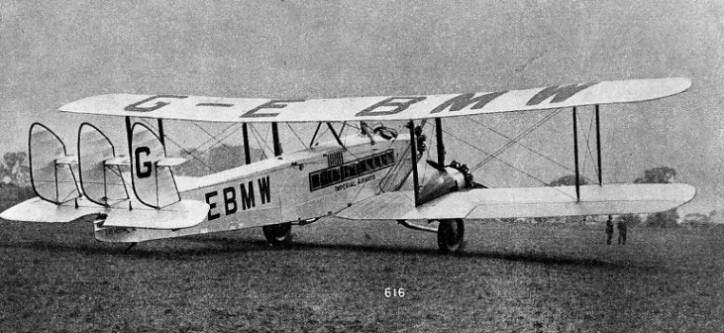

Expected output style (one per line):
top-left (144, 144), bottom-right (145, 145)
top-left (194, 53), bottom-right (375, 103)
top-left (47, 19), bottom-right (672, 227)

top-left (208, 145), bottom-right (245, 171)
top-left (174, 145), bottom-right (263, 177)
top-left (616, 214), bottom-right (642, 228)
top-left (634, 166), bottom-right (676, 184)
top-left (175, 148), bottom-right (209, 177)
top-left (635, 166), bottom-right (679, 227)
top-left (548, 174), bottom-right (588, 187)
top-left (0, 152), bottom-right (29, 185)
top-left (681, 213), bottom-right (710, 225)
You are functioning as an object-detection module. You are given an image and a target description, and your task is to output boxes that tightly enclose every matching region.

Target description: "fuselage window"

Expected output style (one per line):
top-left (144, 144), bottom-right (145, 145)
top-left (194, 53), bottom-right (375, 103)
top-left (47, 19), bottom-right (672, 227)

top-left (309, 149), bottom-right (395, 191)
top-left (343, 164), bottom-right (357, 179)
top-left (311, 173), bottom-right (321, 190)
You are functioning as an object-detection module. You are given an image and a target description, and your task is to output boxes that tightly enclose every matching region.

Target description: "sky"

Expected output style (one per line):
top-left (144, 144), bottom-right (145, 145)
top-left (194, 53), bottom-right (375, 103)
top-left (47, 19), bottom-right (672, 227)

top-left (0, 1), bottom-right (722, 215)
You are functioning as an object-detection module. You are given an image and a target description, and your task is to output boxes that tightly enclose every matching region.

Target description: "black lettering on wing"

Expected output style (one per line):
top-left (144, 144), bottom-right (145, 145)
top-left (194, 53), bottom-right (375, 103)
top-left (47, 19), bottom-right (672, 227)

top-left (355, 97), bottom-right (426, 117)
top-left (430, 91), bottom-right (507, 114)
top-left (526, 82), bottom-right (598, 106)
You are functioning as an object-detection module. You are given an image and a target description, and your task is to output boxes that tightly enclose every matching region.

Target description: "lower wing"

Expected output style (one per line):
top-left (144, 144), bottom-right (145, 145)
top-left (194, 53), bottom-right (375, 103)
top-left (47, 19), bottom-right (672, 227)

top-left (336, 184), bottom-right (695, 220)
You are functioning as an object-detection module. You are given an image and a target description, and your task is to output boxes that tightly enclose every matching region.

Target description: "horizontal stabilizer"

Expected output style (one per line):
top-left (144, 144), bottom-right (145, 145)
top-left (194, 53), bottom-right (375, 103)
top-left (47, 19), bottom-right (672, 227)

top-left (105, 156), bottom-right (130, 166)
top-left (336, 184), bottom-right (696, 221)
top-left (55, 155), bottom-right (78, 165)
top-left (59, 77), bottom-right (691, 123)
top-left (102, 200), bottom-right (208, 229)
top-left (1, 197), bottom-right (208, 230)
top-left (0, 197), bottom-right (99, 223)
top-left (156, 157), bottom-right (187, 167)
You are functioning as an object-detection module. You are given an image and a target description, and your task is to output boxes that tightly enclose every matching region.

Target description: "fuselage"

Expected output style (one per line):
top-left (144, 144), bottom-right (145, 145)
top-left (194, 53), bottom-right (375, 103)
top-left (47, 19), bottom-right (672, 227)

top-left (95, 133), bottom-right (413, 242)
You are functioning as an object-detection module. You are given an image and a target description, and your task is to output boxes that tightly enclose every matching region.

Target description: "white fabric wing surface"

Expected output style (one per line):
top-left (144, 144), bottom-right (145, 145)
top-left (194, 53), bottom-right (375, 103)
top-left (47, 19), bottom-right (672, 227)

top-left (336, 184), bottom-right (696, 221)
top-left (59, 77), bottom-right (691, 123)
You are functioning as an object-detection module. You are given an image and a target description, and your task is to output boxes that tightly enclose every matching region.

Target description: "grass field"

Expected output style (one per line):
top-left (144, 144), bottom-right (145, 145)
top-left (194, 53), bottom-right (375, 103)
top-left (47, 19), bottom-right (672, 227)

top-left (1, 200), bottom-right (723, 332)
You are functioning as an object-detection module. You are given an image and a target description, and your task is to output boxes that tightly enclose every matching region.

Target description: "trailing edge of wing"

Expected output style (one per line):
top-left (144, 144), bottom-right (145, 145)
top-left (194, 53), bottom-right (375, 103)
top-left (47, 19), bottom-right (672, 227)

top-left (59, 77), bottom-right (691, 123)
top-left (336, 183), bottom-right (696, 221)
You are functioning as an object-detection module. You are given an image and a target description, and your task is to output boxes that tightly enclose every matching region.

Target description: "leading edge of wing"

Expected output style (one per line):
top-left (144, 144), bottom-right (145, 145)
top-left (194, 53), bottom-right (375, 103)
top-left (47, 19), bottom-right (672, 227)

top-left (58, 77), bottom-right (691, 123)
top-left (336, 183), bottom-right (696, 221)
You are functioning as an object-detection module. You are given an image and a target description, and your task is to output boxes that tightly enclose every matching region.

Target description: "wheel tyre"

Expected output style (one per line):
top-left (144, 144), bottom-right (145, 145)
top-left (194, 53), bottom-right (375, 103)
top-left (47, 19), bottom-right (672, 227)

top-left (437, 219), bottom-right (464, 254)
top-left (263, 222), bottom-right (293, 245)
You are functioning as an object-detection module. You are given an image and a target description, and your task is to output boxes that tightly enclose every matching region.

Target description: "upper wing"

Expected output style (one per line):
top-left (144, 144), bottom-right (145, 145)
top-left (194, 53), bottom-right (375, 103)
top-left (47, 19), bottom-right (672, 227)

top-left (59, 77), bottom-right (691, 123)
top-left (335, 183), bottom-right (696, 221)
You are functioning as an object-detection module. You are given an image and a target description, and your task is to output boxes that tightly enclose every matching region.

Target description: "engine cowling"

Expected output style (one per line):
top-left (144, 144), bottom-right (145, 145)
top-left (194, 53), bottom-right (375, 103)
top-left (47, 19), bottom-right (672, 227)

top-left (417, 164), bottom-right (467, 204)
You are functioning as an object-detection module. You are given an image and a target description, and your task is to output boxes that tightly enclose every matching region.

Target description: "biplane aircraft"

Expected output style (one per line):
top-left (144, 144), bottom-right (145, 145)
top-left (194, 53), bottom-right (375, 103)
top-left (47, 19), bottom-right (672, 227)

top-left (0, 77), bottom-right (696, 253)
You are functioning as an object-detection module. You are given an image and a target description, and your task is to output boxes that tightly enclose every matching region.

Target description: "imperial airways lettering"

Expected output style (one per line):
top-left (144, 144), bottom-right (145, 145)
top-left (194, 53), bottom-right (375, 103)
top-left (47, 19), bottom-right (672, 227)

top-left (204, 176), bottom-right (272, 221)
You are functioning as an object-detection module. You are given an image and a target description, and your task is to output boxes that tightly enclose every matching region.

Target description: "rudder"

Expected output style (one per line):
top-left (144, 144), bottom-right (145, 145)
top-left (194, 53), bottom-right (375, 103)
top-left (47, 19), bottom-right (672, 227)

top-left (29, 123), bottom-right (80, 204)
top-left (130, 123), bottom-right (182, 209)
top-left (77, 123), bottom-right (129, 206)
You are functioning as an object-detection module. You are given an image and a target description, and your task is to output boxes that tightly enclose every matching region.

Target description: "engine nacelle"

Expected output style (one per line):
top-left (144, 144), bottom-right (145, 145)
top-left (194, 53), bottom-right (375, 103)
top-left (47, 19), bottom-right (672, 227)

top-left (417, 165), bottom-right (467, 204)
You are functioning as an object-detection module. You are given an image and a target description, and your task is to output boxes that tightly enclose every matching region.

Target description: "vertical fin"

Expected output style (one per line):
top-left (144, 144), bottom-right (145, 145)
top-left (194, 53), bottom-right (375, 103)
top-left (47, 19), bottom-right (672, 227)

top-left (78, 123), bottom-right (129, 206)
top-left (130, 123), bottom-right (180, 209)
top-left (29, 123), bottom-right (80, 204)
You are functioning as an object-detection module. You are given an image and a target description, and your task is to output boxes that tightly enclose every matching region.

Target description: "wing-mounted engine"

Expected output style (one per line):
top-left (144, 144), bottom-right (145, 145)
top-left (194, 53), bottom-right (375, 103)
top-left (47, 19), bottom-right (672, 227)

top-left (130, 123), bottom-right (185, 209)
top-left (417, 161), bottom-right (468, 204)
top-left (29, 123), bottom-right (81, 204)
top-left (77, 123), bottom-right (129, 206)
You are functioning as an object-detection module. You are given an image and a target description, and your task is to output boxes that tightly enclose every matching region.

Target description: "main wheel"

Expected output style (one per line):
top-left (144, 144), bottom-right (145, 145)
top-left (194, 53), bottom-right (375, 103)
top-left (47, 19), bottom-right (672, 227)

top-left (262, 222), bottom-right (293, 245)
top-left (437, 219), bottom-right (464, 254)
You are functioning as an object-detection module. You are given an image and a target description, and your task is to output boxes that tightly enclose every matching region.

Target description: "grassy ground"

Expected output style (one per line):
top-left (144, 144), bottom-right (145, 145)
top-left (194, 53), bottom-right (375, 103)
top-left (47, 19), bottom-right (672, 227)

top-left (1, 201), bottom-right (723, 332)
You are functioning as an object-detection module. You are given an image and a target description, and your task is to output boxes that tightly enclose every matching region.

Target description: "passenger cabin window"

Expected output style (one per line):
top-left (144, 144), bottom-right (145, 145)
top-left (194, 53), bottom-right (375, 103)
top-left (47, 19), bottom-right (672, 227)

top-left (309, 149), bottom-right (395, 191)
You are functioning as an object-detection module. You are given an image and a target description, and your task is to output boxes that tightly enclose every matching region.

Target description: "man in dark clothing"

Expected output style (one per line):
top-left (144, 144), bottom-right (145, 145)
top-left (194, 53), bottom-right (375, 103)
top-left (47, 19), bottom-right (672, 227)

top-left (617, 219), bottom-right (627, 245)
top-left (605, 215), bottom-right (614, 245)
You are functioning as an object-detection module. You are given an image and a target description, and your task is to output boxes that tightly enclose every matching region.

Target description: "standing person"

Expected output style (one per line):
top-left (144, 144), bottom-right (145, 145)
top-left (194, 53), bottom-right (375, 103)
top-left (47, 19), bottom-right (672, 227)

top-left (617, 218), bottom-right (627, 245)
top-left (605, 215), bottom-right (614, 245)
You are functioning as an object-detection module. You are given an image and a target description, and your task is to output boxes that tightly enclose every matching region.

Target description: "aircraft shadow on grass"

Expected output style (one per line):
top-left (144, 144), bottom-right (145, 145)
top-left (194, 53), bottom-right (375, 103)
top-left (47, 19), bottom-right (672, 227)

top-left (0, 236), bottom-right (648, 272)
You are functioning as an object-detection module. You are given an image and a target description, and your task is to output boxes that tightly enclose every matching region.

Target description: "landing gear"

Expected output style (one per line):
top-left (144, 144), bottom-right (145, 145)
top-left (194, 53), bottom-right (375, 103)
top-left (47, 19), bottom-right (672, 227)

top-left (262, 222), bottom-right (293, 245)
top-left (437, 219), bottom-right (464, 254)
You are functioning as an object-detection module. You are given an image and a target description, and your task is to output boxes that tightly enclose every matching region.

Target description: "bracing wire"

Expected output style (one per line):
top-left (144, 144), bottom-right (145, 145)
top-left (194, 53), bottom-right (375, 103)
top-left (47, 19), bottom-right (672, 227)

top-left (189, 123), bottom-right (238, 153)
top-left (442, 128), bottom-right (554, 187)
top-left (138, 119), bottom-right (217, 173)
top-left (248, 124), bottom-right (270, 160)
top-left (470, 109), bottom-right (563, 171)
top-left (192, 123), bottom-right (238, 154)
top-left (286, 123), bottom-right (308, 149)
top-left (583, 110), bottom-right (599, 182)
top-left (464, 115), bottom-right (573, 175)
